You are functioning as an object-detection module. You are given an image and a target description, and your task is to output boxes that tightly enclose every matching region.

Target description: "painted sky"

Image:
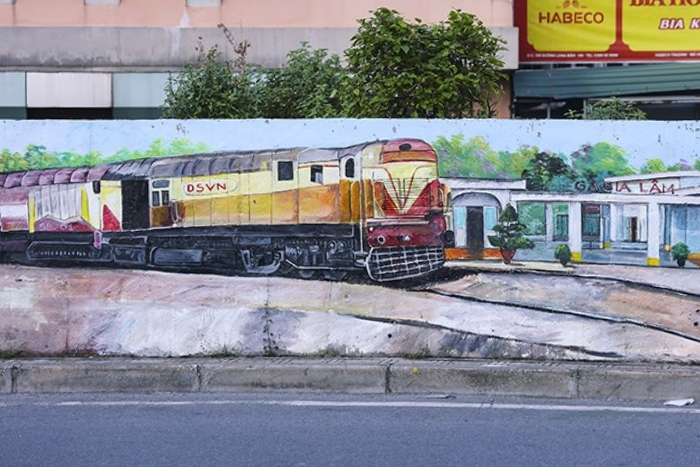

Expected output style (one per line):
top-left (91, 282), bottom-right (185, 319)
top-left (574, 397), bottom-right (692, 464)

top-left (2, 119), bottom-right (700, 167)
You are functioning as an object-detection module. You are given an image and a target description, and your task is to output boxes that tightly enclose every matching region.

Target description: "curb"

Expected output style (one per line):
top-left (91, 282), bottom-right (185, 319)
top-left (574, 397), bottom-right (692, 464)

top-left (3, 358), bottom-right (700, 402)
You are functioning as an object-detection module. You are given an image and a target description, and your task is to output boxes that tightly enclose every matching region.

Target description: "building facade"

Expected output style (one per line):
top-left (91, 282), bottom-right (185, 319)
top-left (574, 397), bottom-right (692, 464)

top-left (0, 0), bottom-right (518, 120)
top-left (512, 1), bottom-right (700, 120)
top-left (446, 172), bottom-right (700, 268)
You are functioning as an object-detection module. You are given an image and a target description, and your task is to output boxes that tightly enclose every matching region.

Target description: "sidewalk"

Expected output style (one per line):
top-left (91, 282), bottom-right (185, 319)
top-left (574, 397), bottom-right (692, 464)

top-left (2, 357), bottom-right (700, 402)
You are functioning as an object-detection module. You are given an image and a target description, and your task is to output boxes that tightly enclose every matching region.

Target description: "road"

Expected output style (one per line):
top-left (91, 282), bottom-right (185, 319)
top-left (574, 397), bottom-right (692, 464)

top-left (1, 393), bottom-right (700, 467)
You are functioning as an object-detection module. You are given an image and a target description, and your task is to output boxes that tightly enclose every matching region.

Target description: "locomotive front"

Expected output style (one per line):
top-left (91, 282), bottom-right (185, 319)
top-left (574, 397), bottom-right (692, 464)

top-left (360, 139), bottom-right (453, 281)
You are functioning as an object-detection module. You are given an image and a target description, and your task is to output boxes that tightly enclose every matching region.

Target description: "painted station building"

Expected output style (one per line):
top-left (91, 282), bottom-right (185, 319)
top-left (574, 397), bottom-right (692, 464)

top-left (445, 171), bottom-right (700, 267)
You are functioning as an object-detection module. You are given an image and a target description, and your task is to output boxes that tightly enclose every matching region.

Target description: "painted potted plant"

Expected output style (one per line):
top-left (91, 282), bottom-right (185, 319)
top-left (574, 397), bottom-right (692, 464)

top-left (671, 241), bottom-right (691, 267)
top-left (554, 244), bottom-right (572, 267)
top-left (487, 204), bottom-right (535, 265)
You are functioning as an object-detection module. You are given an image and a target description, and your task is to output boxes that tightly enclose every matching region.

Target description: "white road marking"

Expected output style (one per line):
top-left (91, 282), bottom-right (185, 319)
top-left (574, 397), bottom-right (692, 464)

top-left (284, 400), bottom-right (700, 414)
top-left (0, 398), bottom-right (699, 414)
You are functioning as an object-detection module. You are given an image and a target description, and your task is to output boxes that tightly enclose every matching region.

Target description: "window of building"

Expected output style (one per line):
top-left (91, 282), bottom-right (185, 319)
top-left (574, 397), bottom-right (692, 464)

top-left (26, 108), bottom-right (114, 120)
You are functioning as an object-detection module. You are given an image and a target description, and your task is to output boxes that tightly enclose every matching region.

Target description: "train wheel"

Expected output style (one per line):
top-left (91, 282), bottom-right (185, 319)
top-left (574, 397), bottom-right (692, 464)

top-left (322, 270), bottom-right (347, 281)
top-left (240, 248), bottom-right (282, 275)
top-left (297, 269), bottom-right (316, 279)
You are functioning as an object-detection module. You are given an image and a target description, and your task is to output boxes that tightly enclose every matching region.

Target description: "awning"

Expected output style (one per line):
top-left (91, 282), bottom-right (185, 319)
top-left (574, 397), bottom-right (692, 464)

top-left (513, 63), bottom-right (700, 99)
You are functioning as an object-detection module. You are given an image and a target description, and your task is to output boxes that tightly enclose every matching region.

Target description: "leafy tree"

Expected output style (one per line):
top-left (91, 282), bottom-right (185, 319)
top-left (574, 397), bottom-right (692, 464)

top-left (162, 41), bottom-right (261, 119)
top-left (569, 142), bottom-right (636, 186)
top-left (639, 158), bottom-right (667, 174)
top-left (566, 98), bottom-right (646, 120)
top-left (521, 151), bottom-right (573, 191)
top-left (24, 144), bottom-right (60, 170)
top-left (104, 138), bottom-right (210, 163)
top-left (433, 135), bottom-right (498, 178)
top-left (0, 149), bottom-right (28, 172)
top-left (492, 149), bottom-right (533, 181)
top-left (487, 204), bottom-right (535, 264)
top-left (666, 159), bottom-right (693, 172)
top-left (433, 135), bottom-right (530, 179)
top-left (342, 8), bottom-right (506, 118)
top-left (259, 42), bottom-right (345, 118)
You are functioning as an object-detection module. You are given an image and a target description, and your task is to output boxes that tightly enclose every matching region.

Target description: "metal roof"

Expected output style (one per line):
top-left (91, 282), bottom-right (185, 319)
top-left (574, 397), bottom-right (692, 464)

top-left (513, 63), bottom-right (700, 99)
top-left (0, 165), bottom-right (109, 189)
top-left (0, 140), bottom-right (386, 187)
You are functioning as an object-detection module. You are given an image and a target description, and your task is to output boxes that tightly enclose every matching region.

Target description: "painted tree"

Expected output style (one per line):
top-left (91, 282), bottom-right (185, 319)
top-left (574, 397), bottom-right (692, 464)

top-left (433, 135), bottom-right (500, 178)
top-left (569, 142), bottom-right (636, 187)
top-left (639, 158), bottom-right (667, 174)
top-left (487, 204), bottom-right (535, 264)
top-left (0, 149), bottom-right (28, 172)
top-left (433, 135), bottom-right (531, 179)
top-left (342, 8), bottom-right (506, 118)
top-left (521, 151), bottom-right (573, 191)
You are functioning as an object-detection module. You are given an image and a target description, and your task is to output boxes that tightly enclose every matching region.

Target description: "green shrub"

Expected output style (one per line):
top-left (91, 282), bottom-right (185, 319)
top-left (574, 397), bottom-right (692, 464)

top-left (554, 244), bottom-right (572, 266)
top-left (671, 242), bottom-right (691, 267)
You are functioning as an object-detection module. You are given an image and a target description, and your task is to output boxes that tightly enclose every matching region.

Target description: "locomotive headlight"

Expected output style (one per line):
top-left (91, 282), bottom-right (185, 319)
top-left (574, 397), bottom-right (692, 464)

top-left (401, 235), bottom-right (411, 242)
top-left (376, 235), bottom-right (386, 245)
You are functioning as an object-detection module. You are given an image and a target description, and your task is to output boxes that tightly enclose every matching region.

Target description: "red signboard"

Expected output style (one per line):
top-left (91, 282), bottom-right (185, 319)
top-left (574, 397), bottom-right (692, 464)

top-left (515, 0), bottom-right (700, 63)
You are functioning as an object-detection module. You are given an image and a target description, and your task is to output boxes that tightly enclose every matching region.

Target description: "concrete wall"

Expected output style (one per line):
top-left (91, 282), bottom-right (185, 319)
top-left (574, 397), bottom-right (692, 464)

top-left (0, 0), bottom-right (514, 28)
top-left (0, 1), bottom-right (518, 70)
top-left (2, 118), bottom-right (700, 362)
top-left (0, 27), bottom-right (360, 70)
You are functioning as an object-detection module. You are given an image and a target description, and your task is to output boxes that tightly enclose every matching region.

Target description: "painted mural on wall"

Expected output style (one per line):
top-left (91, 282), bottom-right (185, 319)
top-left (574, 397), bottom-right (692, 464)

top-left (2, 118), bottom-right (700, 362)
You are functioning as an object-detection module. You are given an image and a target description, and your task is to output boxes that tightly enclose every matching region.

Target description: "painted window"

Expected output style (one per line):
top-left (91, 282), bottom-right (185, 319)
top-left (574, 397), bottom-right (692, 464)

top-left (278, 161), bottom-right (294, 181)
top-left (583, 204), bottom-right (602, 239)
top-left (311, 165), bottom-right (323, 184)
top-left (518, 202), bottom-right (546, 236)
top-left (151, 179), bottom-right (170, 207)
top-left (344, 158), bottom-right (355, 179)
top-left (553, 203), bottom-right (569, 241)
top-left (484, 206), bottom-right (497, 231)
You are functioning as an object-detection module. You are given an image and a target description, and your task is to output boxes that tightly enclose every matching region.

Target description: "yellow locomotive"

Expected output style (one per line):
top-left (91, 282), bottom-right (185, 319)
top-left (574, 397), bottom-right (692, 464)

top-left (2, 138), bottom-right (453, 281)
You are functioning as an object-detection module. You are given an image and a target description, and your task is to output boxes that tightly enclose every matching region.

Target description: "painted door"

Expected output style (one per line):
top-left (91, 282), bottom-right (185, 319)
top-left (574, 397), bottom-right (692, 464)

top-left (467, 207), bottom-right (484, 250)
top-left (453, 206), bottom-right (467, 248)
top-left (121, 180), bottom-right (150, 231)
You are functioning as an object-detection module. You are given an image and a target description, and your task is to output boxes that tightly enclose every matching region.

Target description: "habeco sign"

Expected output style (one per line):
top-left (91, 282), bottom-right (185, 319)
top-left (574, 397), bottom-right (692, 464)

top-left (515, 0), bottom-right (700, 63)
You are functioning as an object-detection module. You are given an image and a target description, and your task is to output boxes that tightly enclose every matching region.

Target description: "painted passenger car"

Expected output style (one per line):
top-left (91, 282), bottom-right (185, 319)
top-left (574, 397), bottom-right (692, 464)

top-left (0, 139), bottom-right (453, 281)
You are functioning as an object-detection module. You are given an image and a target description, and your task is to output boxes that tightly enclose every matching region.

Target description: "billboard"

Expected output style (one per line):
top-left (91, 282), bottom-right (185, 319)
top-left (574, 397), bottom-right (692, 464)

top-left (515, 0), bottom-right (700, 63)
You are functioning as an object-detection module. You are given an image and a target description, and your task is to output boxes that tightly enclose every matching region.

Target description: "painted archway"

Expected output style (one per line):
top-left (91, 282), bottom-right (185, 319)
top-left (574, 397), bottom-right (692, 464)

top-left (450, 192), bottom-right (502, 259)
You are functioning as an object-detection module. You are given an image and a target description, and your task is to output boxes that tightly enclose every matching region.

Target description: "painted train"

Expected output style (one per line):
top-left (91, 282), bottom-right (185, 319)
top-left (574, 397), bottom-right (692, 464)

top-left (0, 138), bottom-right (453, 282)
